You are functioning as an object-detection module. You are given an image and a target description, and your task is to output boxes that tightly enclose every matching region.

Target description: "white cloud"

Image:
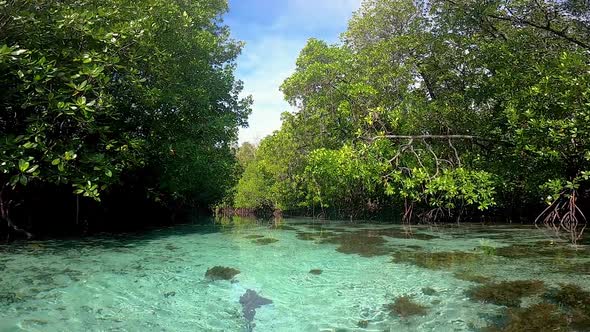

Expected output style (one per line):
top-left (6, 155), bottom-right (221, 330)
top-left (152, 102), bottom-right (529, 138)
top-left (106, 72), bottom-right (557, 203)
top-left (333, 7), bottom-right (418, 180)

top-left (237, 37), bottom-right (304, 144)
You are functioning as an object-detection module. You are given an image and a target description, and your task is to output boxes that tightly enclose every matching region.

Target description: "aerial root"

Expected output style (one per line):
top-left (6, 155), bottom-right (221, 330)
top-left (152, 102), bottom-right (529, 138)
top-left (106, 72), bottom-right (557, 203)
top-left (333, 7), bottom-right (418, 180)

top-left (535, 190), bottom-right (587, 245)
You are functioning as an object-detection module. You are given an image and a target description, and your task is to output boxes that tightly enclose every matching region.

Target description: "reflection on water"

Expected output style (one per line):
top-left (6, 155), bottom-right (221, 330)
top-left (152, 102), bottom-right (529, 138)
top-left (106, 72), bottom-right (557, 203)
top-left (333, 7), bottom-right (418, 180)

top-left (1, 217), bottom-right (589, 331)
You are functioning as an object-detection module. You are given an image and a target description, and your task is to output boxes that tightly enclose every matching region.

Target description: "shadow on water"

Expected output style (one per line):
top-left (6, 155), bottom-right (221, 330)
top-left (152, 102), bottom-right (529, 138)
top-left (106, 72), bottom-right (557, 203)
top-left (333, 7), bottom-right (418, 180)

top-left (0, 215), bottom-right (290, 254)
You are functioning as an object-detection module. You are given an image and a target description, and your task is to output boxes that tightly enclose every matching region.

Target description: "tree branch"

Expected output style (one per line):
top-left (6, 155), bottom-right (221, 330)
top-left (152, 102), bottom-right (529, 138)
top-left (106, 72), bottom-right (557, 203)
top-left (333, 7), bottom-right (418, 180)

top-left (487, 14), bottom-right (590, 51)
top-left (371, 134), bottom-right (510, 145)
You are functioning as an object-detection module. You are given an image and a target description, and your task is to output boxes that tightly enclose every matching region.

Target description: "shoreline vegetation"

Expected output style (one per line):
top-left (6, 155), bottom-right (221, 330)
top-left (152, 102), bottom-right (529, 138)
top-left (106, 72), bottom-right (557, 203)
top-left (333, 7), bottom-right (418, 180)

top-left (0, 0), bottom-right (251, 240)
top-left (1, 0), bottom-right (589, 245)
top-left (219, 0), bottom-right (590, 244)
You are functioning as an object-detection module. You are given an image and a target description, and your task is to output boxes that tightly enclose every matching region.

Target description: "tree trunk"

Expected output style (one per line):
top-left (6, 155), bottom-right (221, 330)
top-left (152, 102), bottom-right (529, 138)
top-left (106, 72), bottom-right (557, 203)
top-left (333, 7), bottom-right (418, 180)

top-left (0, 186), bottom-right (33, 240)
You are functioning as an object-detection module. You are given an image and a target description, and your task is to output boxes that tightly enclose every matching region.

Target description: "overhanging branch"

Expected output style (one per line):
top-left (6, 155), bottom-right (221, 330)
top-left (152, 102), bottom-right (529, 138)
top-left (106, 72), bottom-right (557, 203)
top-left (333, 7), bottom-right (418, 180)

top-left (370, 134), bottom-right (511, 145)
top-left (487, 14), bottom-right (590, 51)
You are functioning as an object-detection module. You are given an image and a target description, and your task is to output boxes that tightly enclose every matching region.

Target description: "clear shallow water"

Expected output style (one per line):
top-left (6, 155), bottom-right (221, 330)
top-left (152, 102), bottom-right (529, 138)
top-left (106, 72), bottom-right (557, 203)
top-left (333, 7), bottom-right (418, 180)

top-left (1, 217), bottom-right (589, 332)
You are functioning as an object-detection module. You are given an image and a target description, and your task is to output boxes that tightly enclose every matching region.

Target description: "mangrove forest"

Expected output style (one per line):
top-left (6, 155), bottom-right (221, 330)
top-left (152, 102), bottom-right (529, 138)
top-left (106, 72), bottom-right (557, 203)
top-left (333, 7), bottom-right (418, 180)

top-left (1, 0), bottom-right (590, 331)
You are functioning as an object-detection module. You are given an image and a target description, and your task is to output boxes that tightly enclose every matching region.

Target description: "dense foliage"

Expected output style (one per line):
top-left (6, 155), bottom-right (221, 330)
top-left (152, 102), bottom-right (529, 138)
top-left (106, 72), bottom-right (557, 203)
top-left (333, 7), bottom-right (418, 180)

top-left (231, 0), bottom-right (589, 236)
top-left (0, 0), bottom-right (251, 237)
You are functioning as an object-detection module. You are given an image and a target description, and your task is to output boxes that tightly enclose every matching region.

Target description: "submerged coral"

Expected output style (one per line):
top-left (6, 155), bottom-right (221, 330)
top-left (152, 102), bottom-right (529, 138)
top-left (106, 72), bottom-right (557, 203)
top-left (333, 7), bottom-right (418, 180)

top-left (321, 232), bottom-right (389, 257)
top-left (296, 232), bottom-right (317, 241)
top-left (482, 283), bottom-right (590, 331)
top-left (392, 250), bottom-right (482, 270)
top-left (244, 235), bottom-right (265, 239)
top-left (164, 244), bottom-right (179, 251)
top-left (485, 303), bottom-right (569, 332)
top-left (0, 291), bottom-right (23, 305)
top-left (467, 280), bottom-right (545, 307)
top-left (388, 295), bottom-right (429, 318)
top-left (270, 224), bottom-right (297, 231)
top-left (205, 266), bottom-right (241, 281)
top-left (253, 238), bottom-right (279, 245)
top-left (295, 231), bottom-right (334, 241)
top-left (546, 259), bottom-right (590, 275)
top-left (494, 242), bottom-right (585, 260)
top-left (546, 283), bottom-right (590, 330)
top-left (301, 226), bottom-right (436, 257)
top-left (302, 223), bottom-right (329, 231)
top-left (359, 228), bottom-right (438, 241)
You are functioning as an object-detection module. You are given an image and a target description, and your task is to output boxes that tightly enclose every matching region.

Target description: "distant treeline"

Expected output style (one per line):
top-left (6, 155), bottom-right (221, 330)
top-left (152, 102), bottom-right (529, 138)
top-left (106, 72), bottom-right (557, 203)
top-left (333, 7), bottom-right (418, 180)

top-left (224, 0), bottom-right (589, 242)
top-left (0, 0), bottom-right (251, 239)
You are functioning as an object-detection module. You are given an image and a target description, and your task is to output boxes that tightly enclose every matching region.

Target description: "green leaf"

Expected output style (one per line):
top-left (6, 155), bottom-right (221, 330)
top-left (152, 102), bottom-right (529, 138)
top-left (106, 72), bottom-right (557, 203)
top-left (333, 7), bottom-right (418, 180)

top-left (18, 159), bottom-right (30, 172)
top-left (10, 49), bottom-right (27, 56)
top-left (9, 175), bottom-right (19, 187)
top-left (64, 151), bottom-right (77, 161)
top-left (26, 165), bottom-right (39, 173)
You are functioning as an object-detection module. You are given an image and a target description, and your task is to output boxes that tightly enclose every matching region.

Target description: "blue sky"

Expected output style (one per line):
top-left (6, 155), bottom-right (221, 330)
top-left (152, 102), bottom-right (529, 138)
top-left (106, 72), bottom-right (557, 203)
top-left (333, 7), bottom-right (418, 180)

top-left (225, 0), bottom-right (362, 144)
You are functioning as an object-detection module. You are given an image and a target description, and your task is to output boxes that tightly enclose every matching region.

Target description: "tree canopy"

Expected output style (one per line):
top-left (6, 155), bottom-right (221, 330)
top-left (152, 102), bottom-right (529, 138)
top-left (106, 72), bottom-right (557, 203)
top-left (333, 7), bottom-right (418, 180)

top-left (230, 0), bottom-right (589, 241)
top-left (0, 0), bottom-right (251, 237)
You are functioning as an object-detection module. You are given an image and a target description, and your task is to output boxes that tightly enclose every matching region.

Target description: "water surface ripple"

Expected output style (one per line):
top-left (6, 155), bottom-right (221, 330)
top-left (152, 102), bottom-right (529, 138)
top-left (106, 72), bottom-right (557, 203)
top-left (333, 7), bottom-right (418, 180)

top-left (1, 218), bottom-right (589, 331)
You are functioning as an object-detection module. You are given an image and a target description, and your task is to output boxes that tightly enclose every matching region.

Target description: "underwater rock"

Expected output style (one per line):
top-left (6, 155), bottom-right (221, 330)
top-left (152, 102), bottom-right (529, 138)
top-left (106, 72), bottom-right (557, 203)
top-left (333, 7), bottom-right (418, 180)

top-left (309, 269), bottom-right (323, 275)
top-left (404, 245), bottom-right (425, 250)
top-left (252, 238), bottom-right (279, 245)
top-left (239, 289), bottom-right (273, 323)
top-left (205, 266), bottom-right (241, 281)
top-left (422, 287), bottom-right (437, 296)
top-left (467, 280), bottom-right (545, 307)
top-left (388, 295), bottom-right (429, 318)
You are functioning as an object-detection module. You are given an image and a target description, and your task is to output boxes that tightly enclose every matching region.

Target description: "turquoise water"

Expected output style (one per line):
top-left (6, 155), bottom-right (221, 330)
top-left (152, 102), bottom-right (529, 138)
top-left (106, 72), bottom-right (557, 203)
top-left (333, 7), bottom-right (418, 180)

top-left (1, 217), bottom-right (589, 331)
